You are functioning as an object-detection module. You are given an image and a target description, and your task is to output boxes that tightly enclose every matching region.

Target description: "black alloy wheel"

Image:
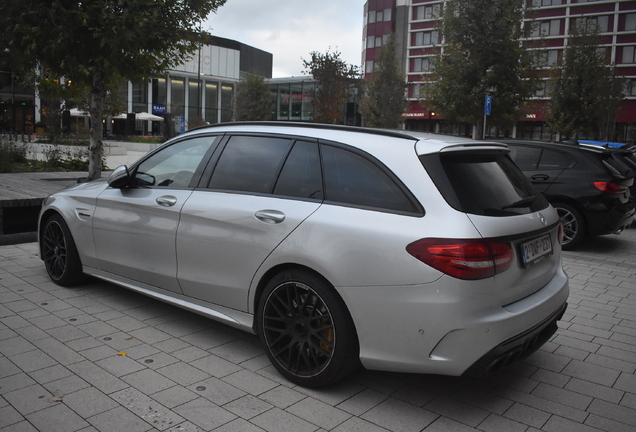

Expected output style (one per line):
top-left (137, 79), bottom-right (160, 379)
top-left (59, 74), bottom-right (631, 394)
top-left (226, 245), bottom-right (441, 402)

top-left (42, 214), bottom-right (84, 286)
top-left (258, 270), bottom-right (359, 387)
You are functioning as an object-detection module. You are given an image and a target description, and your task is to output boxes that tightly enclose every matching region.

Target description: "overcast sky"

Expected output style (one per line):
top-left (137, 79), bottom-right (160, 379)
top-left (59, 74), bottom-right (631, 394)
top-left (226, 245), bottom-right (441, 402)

top-left (203, 0), bottom-right (367, 78)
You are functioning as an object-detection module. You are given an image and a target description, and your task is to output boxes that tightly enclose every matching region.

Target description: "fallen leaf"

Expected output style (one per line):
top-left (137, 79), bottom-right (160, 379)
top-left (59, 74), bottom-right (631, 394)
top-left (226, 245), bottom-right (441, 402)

top-left (125, 337), bottom-right (133, 340)
top-left (117, 352), bottom-right (127, 356)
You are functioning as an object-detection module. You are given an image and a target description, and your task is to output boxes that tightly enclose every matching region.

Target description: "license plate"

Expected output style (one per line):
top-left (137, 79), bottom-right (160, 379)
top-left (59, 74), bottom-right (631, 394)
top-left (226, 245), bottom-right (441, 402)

top-left (521, 234), bottom-right (553, 267)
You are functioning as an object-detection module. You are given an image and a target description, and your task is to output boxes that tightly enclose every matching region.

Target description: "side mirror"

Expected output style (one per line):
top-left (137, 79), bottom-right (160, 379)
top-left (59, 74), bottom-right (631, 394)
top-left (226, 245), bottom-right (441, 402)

top-left (107, 165), bottom-right (131, 188)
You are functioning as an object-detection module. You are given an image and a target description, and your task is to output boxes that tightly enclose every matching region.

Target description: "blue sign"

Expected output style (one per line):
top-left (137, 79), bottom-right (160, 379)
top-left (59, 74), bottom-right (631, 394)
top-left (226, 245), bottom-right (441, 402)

top-left (152, 104), bottom-right (166, 115)
top-left (484, 95), bottom-right (493, 116)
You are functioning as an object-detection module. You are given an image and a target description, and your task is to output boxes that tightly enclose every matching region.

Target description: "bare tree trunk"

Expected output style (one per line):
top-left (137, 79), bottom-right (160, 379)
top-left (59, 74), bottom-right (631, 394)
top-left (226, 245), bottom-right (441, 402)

top-left (88, 63), bottom-right (106, 181)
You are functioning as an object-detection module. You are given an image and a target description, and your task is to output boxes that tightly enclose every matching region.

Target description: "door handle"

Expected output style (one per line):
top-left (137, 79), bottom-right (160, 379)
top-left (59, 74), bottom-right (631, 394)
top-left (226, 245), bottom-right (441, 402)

top-left (255, 210), bottom-right (286, 224)
top-left (531, 174), bottom-right (549, 181)
top-left (156, 196), bottom-right (178, 207)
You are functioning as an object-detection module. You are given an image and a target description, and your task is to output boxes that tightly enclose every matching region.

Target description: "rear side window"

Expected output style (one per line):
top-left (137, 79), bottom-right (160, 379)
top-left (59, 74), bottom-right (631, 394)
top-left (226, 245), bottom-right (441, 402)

top-left (538, 149), bottom-right (570, 169)
top-left (209, 136), bottom-right (292, 194)
top-left (321, 145), bottom-right (420, 214)
top-left (421, 152), bottom-right (549, 216)
top-left (273, 140), bottom-right (323, 199)
top-left (508, 145), bottom-right (541, 170)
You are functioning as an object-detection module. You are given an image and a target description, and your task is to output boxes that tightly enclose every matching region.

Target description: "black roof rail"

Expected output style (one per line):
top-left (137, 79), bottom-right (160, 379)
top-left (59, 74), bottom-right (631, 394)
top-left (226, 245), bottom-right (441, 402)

top-left (187, 121), bottom-right (417, 140)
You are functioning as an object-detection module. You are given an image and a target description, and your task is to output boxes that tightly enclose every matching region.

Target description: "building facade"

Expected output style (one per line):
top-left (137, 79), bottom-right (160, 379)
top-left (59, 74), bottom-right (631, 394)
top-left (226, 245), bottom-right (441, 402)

top-left (1, 36), bottom-right (272, 138)
top-left (362, 0), bottom-right (636, 143)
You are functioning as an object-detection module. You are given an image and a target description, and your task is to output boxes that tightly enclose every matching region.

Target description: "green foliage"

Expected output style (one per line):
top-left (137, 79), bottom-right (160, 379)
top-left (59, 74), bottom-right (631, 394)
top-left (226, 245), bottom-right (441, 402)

top-left (234, 73), bottom-right (273, 121)
top-left (548, 24), bottom-right (625, 140)
top-left (303, 50), bottom-right (359, 124)
top-left (0, 141), bottom-right (28, 173)
top-left (424, 0), bottom-right (538, 134)
top-left (0, 0), bottom-right (226, 179)
top-left (360, 34), bottom-right (406, 129)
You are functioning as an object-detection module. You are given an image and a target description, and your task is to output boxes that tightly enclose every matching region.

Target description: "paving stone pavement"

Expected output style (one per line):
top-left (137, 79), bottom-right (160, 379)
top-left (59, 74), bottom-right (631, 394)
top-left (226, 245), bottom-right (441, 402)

top-left (0, 228), bottom-right (635, 432)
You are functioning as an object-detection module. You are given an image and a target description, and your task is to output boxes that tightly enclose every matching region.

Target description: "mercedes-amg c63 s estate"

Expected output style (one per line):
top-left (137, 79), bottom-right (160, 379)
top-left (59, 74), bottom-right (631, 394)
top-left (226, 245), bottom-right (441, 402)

top-left (39, 123), bottom-right (569, 387)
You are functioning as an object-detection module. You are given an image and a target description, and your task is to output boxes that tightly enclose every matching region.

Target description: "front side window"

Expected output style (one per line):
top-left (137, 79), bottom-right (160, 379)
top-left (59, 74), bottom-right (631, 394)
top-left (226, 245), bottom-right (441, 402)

top-left (133, 137), bottom-right (217, 188)
top-left (322, 145), bottom-right (420, 214)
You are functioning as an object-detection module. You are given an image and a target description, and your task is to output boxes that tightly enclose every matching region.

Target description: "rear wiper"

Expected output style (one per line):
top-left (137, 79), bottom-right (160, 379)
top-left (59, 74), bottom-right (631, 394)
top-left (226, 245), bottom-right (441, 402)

top-left (502, 196), bottom-right (536, 210)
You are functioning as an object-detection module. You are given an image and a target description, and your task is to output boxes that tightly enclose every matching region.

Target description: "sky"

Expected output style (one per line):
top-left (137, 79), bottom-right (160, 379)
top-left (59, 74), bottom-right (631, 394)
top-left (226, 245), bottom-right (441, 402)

top-left (203, 0), bottom-right (367, 78)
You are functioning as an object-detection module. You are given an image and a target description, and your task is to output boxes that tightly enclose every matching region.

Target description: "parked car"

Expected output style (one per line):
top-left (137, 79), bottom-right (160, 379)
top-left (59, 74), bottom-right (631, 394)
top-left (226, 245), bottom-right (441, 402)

top-left (502, 140), bottom-right (636, 250)
top-left (39, 123), bottom-right (569, 387)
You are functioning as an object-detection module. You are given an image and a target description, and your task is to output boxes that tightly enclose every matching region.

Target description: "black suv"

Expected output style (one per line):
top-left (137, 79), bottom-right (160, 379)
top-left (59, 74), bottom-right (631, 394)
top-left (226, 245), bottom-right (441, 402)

top-left (501, 140), bottom-right (636, 250)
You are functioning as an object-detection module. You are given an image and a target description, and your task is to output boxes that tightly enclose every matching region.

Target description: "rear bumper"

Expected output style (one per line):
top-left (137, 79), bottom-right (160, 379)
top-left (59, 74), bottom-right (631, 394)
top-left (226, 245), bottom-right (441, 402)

top-left (587, 199), bottom-right (635, 235)
top-left (463, 301), bottom-right (567, 377)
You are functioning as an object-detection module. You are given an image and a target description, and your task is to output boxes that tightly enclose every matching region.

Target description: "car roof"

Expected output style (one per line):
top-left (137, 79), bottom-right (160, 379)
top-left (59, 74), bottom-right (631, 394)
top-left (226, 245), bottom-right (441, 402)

top-left (496, 139), bottom-right (631, 155)
top-left (184, 122), bottom-right (509, 155)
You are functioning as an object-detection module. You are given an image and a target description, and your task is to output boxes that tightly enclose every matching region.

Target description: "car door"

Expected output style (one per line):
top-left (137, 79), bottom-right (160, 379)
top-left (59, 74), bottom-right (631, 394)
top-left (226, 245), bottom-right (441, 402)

top-left (508, 144), bottom-right (569, 193)
top-left (92, 136), bottom-right (220, 293)
top-left (176, 135), bottom-right (323, 311)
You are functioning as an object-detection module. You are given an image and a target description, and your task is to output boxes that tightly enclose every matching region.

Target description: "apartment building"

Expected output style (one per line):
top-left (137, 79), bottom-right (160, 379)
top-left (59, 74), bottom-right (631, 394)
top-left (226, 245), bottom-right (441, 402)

top-left (362, 0), bottom-right (636, 142)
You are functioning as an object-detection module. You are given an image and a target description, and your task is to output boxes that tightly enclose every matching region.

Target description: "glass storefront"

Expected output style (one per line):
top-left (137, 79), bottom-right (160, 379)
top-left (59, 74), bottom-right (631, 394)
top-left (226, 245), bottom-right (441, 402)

top-left (205, 82), bottom-right (219, 124)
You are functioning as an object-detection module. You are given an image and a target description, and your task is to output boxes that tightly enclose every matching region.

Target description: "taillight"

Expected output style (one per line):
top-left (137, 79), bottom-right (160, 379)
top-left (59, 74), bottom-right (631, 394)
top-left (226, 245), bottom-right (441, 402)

top-left (406, 238), bottom-right (513, 280)
top-left (593, 181), bottom-right (627, 193)
top-left (557, 223), bottom-right (564, 245)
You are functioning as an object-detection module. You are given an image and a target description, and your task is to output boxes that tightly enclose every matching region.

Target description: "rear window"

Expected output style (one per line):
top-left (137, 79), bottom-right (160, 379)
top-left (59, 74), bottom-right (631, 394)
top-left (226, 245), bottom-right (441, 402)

top-left (421, 151), bottom-right (549, 216)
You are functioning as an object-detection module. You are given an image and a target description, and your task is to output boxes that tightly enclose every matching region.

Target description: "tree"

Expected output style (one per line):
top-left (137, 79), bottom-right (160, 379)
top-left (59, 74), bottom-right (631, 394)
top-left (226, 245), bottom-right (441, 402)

top-left (234, 73), bottom-right (273, 121)
top-left (423, 0), bottom-right (538, 138)
top-left (1, 0), bottom-right (226, 180)
top-left (359, 34), bottom-right (407, 129)
top-left (303, 50), bottom-right (359, 124)
top-left (548, 23), bottom-right (625, 141)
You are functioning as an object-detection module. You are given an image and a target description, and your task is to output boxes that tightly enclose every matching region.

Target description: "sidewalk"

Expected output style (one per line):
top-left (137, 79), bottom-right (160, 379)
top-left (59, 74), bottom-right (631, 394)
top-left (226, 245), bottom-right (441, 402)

top-left (0, 229), bottom-right (635, 431)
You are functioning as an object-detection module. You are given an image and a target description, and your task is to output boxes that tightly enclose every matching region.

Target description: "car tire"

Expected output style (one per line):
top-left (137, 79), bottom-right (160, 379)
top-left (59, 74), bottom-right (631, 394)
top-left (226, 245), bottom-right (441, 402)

top-left (257, 269), bottom-right (360, 388)
top-left (553, 202), bottom-right (586, 250)
top-left (41, 214), bottom-right (85, 286)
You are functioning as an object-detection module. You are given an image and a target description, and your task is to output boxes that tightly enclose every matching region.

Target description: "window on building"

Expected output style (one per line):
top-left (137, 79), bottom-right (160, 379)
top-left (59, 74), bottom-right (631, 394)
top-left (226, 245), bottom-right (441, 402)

top-left (575, 16), bottom-right (609, 33)
top-left (531, 19), bottom-right (561, 37)
top-left (625, 13), bottom-right (636, 31)
top-left (414, 4), bottom-right (440, 20)
top-left (538, 50), bottom-right (560, 67)
top-left (368, 10), bottom-right (376, 24)
top-left (132, 82), bottom-right (148, 113)
top-left (532, 0), bottom-right (563, 6)
top-left (383, 8), bottom-right (392, 22)
top-left (376, 36), bottom-right (383, 47)
top-left (366, 61), bottom-right (374, 73)
top-left (205, 82), bottom-right (218, 124)
top-left (534, 80), bottom-right (549, 98)
top-left (171, 77), bottom-right (185, 117)
top-left (414, 31), bottom-right (439, 46)
top-left (625, 80), bottom-right (636, 97)
top-left (412, 58), bottom-right (434, 73)
top-left (367, 36), bottom-right (375, 49)
top-left (376, 10), bottom-right (383, 22)
top-left (623, 46), bottom-right (635, 64)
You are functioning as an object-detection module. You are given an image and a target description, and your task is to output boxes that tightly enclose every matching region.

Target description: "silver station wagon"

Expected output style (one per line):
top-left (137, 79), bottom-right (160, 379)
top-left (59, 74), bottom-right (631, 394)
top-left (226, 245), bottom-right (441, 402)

top-left (39, 123), bottom-right (569, 387)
